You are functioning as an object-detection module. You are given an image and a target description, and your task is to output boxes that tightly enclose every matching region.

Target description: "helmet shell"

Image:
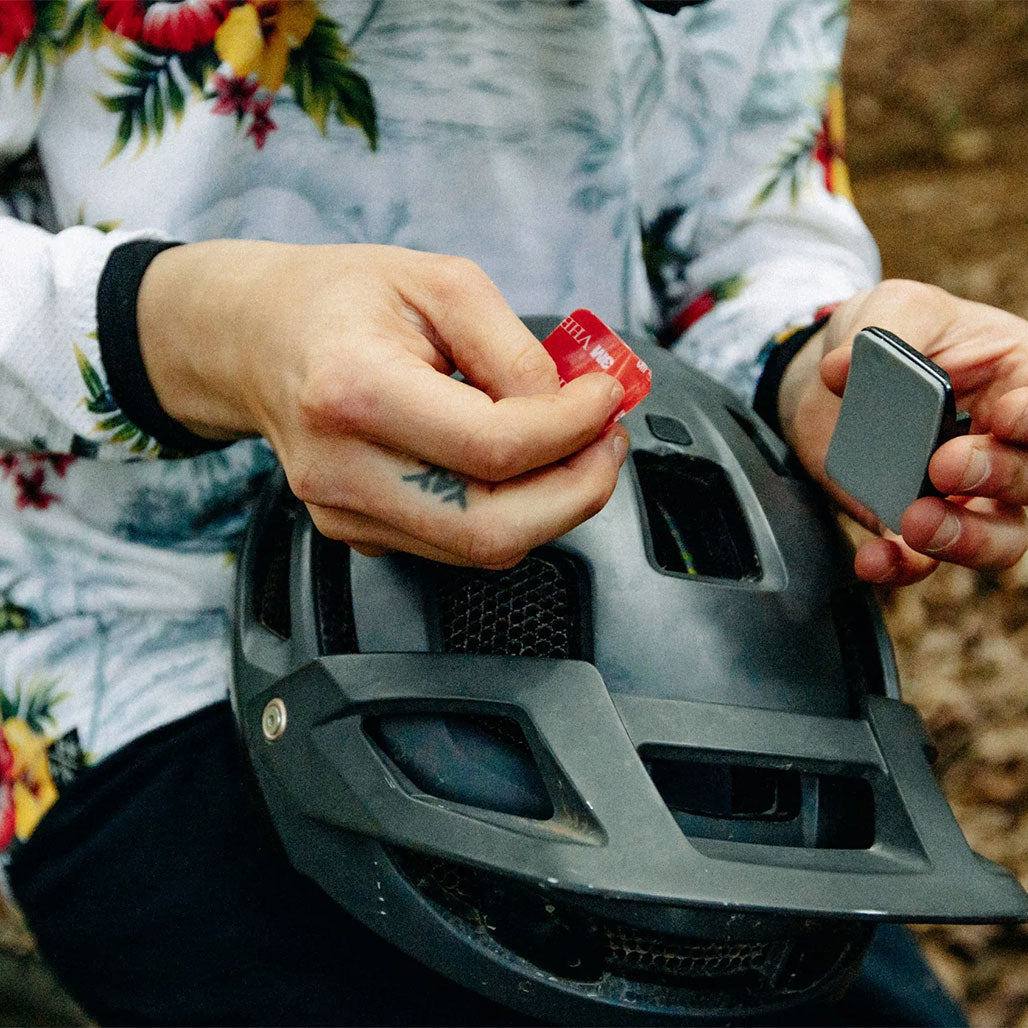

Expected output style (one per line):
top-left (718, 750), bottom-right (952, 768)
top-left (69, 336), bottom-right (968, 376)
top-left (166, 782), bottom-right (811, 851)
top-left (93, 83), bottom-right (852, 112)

top-left (232, 325), bottom-right (1028, 1024)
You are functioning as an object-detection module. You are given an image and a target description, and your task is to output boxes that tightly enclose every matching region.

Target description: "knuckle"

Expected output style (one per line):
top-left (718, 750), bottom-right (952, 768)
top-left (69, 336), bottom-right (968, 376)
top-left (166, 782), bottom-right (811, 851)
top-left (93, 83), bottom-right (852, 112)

top-left (511, 342), bottom-right (556, 386)
top-left (473, 425), bottom-right (527, 481)
top-left (582, 471), bottom-right (617, 522)
top-left (432, 255), bottom-right (489, 302)
top-left (461, 518), bottom-right (521, 568)
top-left (873, 278), bottom-right (943, 311)
top-left (286, 460), bottom-right (323, 505)
top-left (297, 373), bottom-right (376, 437)
top-left (306, 504), bottom-right (348, 541)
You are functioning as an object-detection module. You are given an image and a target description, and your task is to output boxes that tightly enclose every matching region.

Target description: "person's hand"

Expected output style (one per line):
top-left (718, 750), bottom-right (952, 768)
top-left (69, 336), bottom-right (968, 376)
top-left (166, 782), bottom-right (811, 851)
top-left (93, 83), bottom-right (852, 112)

top-left (137, 241), bottom-right (629, 568)
top-left (778, 279), bottom-right (1028, 586)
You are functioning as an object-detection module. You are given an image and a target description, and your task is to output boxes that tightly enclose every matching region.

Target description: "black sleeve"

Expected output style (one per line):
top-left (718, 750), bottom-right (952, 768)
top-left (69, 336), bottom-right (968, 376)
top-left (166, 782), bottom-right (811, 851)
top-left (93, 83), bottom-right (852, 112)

top-left (751, 314), bottom-right (832, 441)
top-left (96, 239), bottom-right (230, 456)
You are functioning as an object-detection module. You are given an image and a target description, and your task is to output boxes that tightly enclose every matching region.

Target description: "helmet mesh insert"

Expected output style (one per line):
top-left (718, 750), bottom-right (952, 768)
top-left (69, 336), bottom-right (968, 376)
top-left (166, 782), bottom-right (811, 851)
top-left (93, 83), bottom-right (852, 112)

top-left (433, 550), bottom-right (587, 659)
top-left (391, 849), bottom-right (863, 999)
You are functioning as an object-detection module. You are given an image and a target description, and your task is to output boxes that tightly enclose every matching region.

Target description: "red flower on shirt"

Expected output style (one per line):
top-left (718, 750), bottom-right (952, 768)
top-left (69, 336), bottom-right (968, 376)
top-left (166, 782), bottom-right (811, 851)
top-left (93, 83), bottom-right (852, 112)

top-left (0, 730), bottom-right (14, 851)
top-left (246, 96), bottom-right (277, 149)
top-left (14, 468), bottom-right (58, 511)
top-left (30, 452), bottom-right (76, 478)
top-left (210, 70), bottom-right (259, 116)
top-left (98, 0), bottom-right (232, 52)
top-left (0, 0), bottom-right (35, 58)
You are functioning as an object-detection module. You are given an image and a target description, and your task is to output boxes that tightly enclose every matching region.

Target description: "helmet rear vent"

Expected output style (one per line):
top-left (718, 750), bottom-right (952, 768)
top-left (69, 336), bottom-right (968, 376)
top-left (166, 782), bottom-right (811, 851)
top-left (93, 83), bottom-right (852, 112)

top-left (725, 405), bottom-right (791, 476)
top-left (431, 550), bottom-right (589, 659)
top-left (311, 534), bottom-right (358, 654)
top-left (253, 498), bottom-right (297, 640)
top-left (830, 585), bottom-right (890, 707)
top-left (642, 750), bottom-right (875, 849)
top-left (633, 452), bottom-right (761, 580)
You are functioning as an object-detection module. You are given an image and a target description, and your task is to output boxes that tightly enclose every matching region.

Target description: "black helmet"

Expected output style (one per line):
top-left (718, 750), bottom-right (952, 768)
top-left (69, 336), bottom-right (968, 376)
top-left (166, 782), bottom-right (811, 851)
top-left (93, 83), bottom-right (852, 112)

top-left (231, 318), bottom-right (1028, 1025)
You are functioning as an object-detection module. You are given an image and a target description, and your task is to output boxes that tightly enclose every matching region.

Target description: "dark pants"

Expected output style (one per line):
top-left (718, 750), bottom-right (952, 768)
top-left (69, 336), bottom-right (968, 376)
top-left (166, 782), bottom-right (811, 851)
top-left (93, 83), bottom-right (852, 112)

top-left (8, 703), bottom-right (968, 1027)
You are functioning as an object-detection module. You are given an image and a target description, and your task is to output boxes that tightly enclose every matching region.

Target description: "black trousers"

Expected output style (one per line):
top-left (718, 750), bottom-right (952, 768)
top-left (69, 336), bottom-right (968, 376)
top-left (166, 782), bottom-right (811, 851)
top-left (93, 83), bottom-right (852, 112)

top-left (8, 703), bottom-right (968, 1027)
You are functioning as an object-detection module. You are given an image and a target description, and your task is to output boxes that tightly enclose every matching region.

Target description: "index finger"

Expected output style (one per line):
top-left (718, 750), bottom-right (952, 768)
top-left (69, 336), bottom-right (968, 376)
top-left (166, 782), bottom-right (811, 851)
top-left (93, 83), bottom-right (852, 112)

top-left (359, 358), bottom-right (625, 482)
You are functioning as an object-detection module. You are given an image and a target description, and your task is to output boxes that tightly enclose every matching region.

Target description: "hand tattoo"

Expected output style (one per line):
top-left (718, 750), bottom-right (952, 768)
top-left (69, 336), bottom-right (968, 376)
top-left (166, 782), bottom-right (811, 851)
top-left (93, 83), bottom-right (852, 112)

top-left (402, 464), bottom-right (469, 510)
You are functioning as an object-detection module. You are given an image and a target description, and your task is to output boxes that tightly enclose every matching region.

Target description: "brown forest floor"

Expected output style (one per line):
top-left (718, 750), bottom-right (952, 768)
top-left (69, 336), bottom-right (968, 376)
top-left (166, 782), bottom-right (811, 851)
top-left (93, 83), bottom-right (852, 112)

top-left (1, 1), bottom-right (1028, 1025)
top-left (844, 3), bottom-right (1028, 1026)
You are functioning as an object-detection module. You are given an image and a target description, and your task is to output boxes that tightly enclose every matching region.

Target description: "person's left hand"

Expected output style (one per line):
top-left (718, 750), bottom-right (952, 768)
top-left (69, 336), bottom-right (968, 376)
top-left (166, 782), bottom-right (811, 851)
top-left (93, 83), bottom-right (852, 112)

top-left (778, 279), bottom-right (1028, 586)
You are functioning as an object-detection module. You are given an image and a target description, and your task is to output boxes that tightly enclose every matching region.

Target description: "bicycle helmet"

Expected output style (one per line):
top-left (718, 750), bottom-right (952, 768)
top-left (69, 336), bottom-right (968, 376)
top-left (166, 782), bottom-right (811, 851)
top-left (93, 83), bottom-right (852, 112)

top-left (231, 318), bottom-right (1028, 1025)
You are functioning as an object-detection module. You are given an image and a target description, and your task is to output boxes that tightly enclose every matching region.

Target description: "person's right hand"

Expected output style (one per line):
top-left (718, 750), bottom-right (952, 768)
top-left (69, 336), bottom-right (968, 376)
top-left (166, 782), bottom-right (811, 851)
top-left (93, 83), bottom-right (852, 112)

top-left (136, 241), bottom-right (629, 568)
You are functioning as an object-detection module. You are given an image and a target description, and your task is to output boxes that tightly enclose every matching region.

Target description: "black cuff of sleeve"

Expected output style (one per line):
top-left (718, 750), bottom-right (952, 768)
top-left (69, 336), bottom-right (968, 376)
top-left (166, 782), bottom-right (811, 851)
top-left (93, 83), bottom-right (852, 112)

top-left (97, 239), bottom-right (229, 457)
top-left (752, 314), bottom-right (833, 440)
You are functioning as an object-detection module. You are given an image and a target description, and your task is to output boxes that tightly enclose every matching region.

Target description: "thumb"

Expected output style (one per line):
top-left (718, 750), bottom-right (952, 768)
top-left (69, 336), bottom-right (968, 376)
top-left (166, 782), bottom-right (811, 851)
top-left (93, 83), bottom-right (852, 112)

top-left (820, 346), bottom-right (852, 398)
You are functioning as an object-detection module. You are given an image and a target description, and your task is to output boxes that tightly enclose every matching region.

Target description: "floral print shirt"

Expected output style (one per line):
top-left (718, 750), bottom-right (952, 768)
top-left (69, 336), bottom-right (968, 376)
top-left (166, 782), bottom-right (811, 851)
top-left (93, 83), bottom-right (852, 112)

top-left (0, 0), bottom-right (879, 850)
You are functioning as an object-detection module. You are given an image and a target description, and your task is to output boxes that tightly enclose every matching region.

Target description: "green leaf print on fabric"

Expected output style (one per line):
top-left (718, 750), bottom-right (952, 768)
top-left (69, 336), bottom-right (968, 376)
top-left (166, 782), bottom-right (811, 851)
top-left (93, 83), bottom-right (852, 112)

top-left (0, 0), bottom-right (66, 101)
top-left (0, 674), bottom-right (67, 735)
top-left (284, 16), bottom-right (377, 148)
top-left (0, 600), bottom-right (31, 633)
top-left (74, 342), bottom-right (170, 457)
top-left (99, 47), bottom-right (204, 161)
top-left (88, 1), bottom-right (378, 155)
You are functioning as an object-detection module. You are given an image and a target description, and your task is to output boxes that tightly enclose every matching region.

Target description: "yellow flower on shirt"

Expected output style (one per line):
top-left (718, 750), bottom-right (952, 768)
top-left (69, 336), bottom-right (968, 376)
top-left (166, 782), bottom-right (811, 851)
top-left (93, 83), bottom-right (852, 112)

top-left (214, 0), bottom-right (318, 91)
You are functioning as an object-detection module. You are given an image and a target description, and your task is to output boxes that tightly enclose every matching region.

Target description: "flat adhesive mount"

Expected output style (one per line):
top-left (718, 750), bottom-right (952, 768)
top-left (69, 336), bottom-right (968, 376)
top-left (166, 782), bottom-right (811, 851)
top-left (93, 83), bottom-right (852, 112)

top-left (826, 327), bottom-right (971, 533)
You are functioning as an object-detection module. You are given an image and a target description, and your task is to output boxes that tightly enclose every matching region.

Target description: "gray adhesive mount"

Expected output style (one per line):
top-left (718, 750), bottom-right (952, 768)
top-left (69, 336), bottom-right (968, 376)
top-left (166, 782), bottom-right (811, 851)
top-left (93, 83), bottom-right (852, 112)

top-left (826, 327), bottom-right (971, 532)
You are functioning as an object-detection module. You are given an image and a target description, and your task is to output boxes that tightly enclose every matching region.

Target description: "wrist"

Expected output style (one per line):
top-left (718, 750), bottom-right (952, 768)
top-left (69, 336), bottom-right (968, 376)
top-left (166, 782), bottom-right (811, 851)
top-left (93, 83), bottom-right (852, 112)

top-left (137, 239), bottom-right (266, 442)
top-left (776, 325), bottom-right (829, 451)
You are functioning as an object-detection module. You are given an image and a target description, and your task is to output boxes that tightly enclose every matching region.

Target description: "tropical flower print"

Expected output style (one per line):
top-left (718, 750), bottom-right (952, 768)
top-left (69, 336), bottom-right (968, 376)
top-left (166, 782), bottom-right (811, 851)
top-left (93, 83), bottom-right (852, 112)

top-left (0, 451), bottom-right (74, 510)
top-left (97, 0), bottom-right (231, 51)
top-left (753, 79), bottom-right (853, 208)
top-left (0, 1), bottom-right (35, 58)
top-left (0, 0), bottom-right (64, 100)
top-left (640, 206), bottom-right (694, 322)
top-left (214, 0), bottom-right (316, 91)
top-left (658, 275), bottom-right (746, 346)
top-left (2, 1), bottom-right (377, 158)
top-left (0, 674), bottom-right (85, 851)
top-left (813, 83), bottom-right (853, 202)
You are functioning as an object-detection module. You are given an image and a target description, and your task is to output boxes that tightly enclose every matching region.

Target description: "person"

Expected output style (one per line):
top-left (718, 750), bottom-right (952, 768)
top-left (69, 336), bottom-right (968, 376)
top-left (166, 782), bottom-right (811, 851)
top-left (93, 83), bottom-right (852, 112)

top-left (0, 0), bottom-right (1024, 1023)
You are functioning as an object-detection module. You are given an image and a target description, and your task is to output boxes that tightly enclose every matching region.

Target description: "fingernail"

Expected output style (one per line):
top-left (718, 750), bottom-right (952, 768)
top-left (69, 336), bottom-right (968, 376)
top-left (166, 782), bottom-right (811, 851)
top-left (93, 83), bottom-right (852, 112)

top-left (612, 432), bottom-right (629, 465)
top-left (609, 379), bottom-right (625, 407)
top-left (923, 512), bottom-right (961, 553)
top-left (960, 449), bottom-right (990, 492)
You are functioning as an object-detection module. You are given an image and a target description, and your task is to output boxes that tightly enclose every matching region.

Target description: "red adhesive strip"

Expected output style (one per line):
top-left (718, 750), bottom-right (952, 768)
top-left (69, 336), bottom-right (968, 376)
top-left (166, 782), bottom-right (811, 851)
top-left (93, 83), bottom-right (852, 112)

top-left (541, 309), bottom-right (652, 420)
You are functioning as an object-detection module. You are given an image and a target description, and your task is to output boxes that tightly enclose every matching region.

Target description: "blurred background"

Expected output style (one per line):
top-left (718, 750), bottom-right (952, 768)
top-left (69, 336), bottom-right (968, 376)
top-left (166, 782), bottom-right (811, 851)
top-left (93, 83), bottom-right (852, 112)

top-left (0, 1), bottom-right (1027, 1025)
top-left (843, 2), bottom-right (1028, 1025)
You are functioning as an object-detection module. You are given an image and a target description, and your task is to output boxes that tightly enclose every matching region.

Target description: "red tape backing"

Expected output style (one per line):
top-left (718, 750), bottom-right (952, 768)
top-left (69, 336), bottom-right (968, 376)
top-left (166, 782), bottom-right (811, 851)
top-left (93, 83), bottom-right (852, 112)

top-left (541, 309), bottom-right (652, 421)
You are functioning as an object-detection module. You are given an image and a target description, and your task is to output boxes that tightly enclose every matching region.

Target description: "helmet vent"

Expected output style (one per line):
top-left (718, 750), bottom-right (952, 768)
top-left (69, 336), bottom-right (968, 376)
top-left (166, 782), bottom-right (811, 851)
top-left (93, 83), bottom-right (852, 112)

top-left (391, 850), bottom-right (866, 998)
top-left (365, 712), bottom-right (553, 819)
top-left (311, 533), bottom-right (358, 655)
top-left (633, 452), bottom-right (761, 580)
top-left (830, 585), bottom-right (889, 707)
top-left (432, 550), bottom-right (589, 659)
top-left (253, 498), bottom-right (297, 640)
top-left (725, 405), bottom-right (791, 476)
top-left (642, 750), bottom-right (875, 849)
